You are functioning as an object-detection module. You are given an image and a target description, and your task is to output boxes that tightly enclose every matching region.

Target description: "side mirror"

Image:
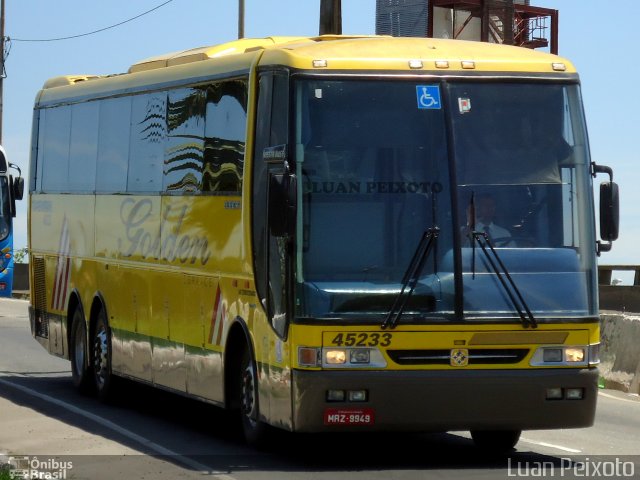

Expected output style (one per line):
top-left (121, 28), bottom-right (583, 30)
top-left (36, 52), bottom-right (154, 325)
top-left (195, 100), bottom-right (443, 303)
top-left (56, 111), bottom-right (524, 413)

top-left (7, 162), bottom-right (24, 217)
top-left (13, 176), bottom-right (24, 201)
top-left (592, 163), bottom-right (619, 254)
top-left (268, 173), bottom-right (297, 237)
top-left (599, 181), bottom-right (619, 242)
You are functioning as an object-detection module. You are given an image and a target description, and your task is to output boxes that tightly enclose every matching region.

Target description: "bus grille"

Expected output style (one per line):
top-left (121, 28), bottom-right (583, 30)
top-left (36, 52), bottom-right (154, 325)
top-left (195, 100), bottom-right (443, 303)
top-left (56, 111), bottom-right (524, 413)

top-left (32, 257), bottom-right (49, 338)
top-left (387, 349), bottom-right (529, 365)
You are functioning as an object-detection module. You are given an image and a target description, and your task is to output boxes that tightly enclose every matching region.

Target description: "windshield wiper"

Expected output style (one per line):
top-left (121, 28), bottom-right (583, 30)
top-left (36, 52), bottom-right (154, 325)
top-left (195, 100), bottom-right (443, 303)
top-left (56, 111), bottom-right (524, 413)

top-left (470, 231), bottom-right (537, 329)
top-left (382, 227), bottom-right (439, 330)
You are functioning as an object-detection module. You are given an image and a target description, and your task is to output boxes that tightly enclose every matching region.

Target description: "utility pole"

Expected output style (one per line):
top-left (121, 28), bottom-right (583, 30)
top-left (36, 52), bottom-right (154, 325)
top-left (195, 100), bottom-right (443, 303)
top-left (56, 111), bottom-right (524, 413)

top-left (319, 0), bottom-right (342, 35)
top-left (238, 0), bottom-right (245, 39)
top-left (0, 0), bottom-right (5, 144)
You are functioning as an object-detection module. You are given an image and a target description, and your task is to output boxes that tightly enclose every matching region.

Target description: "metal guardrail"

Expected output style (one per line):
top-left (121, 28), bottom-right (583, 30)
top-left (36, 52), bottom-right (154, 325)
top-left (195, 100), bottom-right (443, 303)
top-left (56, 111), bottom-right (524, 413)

top-left (598, 265), bottom-right (640, 313)
top-left (598, 265), bottom-right (640, 286)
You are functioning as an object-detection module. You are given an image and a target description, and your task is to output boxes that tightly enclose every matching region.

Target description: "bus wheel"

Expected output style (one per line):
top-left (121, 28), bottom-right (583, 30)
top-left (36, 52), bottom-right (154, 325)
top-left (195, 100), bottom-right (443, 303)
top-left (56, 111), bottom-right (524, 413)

top-left (92, 309), bottom-right (115, 401)
top-left (70, 308), bottom-right (93, 393)
top-left (239, 347), bottom-right (269, 446)
top-left (470, 430), bottom-right (521, 452)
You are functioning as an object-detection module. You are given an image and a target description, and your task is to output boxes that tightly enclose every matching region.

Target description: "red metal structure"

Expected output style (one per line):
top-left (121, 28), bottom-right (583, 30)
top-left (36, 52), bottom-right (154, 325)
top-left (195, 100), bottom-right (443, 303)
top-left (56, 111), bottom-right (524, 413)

top-left (427, 0), bottom-right (558, 54)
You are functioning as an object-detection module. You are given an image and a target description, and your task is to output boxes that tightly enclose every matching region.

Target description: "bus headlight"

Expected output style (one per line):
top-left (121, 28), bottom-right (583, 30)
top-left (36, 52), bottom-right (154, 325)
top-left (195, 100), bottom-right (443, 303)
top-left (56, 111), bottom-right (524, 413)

top-left (565, 347), bottom-right (585, 362)
top-left (530, 346), bottom-right (589, 366)
top-left (543, 348), bottom-right (563, 362)
top-left (322, 347), bottom-right (387, 368)
top-left (350, 349), bottom-right (370, 364)
top-left (325, 349), bottom-right (347, 364)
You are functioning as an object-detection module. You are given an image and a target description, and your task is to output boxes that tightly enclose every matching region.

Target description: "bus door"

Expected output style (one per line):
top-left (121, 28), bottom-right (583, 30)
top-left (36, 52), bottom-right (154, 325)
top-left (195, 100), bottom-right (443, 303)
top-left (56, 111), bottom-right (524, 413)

top-left (252, 71), bottom-right (292, 340)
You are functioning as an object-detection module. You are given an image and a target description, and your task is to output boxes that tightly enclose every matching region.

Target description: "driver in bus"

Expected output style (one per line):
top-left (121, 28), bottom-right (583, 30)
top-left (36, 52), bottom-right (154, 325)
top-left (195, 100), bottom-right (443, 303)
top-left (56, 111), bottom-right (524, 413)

top-left (462, 193), bottom-right (515, 247)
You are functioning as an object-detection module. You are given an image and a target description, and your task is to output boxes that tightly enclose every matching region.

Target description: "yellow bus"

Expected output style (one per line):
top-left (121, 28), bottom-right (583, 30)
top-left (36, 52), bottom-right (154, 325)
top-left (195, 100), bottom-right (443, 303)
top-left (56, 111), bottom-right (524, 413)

top-left (28, 35), bottom-right (619, 449)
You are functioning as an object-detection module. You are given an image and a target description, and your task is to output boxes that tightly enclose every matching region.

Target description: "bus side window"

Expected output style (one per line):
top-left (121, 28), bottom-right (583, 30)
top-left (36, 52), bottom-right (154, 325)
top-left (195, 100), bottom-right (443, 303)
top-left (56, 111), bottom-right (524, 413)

top-left (160, 87), bottom-right (208, 193)
top-left (202, 80), bottom-right (248, 194)
top-left (130, 92), bottom-right (167, 193)
top-left (41, 106), bottom-right (71, 193)
top-left (97, 97), bottom-right (132, 193)
top-left (69, 102), bottom-right (99, 193)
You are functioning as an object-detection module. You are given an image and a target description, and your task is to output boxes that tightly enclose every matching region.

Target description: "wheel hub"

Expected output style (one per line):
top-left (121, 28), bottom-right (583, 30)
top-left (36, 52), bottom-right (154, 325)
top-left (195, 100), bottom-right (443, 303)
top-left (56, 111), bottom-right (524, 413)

top-left (241, 365), bottom-right (256, 420)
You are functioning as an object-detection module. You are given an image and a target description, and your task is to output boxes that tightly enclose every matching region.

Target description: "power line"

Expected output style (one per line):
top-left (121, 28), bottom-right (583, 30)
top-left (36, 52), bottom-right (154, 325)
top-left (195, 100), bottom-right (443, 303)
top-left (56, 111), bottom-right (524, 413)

top-left (9, 0), bottom-right (175, 42)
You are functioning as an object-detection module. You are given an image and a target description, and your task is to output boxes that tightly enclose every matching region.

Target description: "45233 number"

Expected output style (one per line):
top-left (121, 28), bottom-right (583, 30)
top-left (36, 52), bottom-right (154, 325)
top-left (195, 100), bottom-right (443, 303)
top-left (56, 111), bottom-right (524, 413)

top-left (330, 332), bottom-right (392, 347)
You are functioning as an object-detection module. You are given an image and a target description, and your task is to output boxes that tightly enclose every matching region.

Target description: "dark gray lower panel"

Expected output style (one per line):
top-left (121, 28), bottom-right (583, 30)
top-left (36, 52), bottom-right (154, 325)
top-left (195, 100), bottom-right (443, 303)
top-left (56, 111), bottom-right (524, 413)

top-left (292, 368), bottom-right (598, 432)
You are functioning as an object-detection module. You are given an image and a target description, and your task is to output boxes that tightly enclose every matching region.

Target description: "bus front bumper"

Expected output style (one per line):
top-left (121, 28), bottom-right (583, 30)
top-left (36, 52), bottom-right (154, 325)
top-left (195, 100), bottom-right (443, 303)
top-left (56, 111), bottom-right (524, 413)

top-left (291, 368), bottom-right (598, 432)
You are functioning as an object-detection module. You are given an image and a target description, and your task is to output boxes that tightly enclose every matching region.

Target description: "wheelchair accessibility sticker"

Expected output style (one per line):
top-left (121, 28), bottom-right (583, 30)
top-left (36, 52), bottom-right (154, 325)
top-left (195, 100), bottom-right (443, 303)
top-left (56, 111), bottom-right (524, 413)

top-left (416, 85), bottom-right (441, 109)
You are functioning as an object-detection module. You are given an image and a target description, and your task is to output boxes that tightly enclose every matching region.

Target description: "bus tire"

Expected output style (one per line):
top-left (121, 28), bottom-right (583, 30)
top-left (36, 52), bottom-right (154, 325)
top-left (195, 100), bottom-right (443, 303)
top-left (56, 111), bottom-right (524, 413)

top-left (470, 429), bottom-right (521, 452)
top-left (92, 308), bottom-right (116, 402)
top-left (239, 347), bottom-right (270, 447)
top-left (70, 308), bottom-right (93, 393)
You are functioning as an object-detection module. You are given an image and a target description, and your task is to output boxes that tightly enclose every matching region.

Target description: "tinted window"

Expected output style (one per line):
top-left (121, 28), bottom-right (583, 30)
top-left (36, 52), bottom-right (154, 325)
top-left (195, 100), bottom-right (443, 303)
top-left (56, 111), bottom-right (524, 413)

top-left (203, 80), bottom-right (247, 194)
top-left (449, 82), bottom-right (597, 318)
top-left (42, 106), bottom-right (71, 192)
top-left (294, 79), bottom-right (453, 319)
top-left (35, 109), bottom-right (46, 192)
top-left (164, 88), bottom-right (205, 192)
top-left (97, 97), bottom-right (131, 192)
top-left (129, 93), bottom-right (166, 192)
top-left (69, 102), bottom-right (99, 192)
top-left (36, 79), bottom-right (248, 196)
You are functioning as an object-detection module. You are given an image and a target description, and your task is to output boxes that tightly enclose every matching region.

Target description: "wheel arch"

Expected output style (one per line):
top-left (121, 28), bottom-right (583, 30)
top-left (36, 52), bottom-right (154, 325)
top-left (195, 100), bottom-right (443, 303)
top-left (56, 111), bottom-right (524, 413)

top-left (88, 292), bottom-right (108, 337)
top-left (66, 289), bottom-right (84, 359)
top-left (223, 316), bottom-right (254, 410)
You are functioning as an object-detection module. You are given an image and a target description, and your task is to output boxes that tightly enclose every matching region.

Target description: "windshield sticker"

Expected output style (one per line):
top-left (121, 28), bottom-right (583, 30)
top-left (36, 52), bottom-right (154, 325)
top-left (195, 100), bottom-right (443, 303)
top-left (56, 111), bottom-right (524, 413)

top-left (458, 97), bottom-right (472, 114)
top-left (416, 85), bottom-right (441, 110)
top-left (307, 180), bottom-right (443, 195)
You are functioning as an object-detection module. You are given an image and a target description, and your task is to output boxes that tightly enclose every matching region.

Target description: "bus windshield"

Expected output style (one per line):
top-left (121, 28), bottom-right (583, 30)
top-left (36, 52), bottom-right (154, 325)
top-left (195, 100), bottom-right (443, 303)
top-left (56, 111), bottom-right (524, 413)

top-left (451, 82), bottom-right (597, 320)
top-left (293, 78), bottom-right (597, 322)
top-left (0, 176), bottom-right (10, 242)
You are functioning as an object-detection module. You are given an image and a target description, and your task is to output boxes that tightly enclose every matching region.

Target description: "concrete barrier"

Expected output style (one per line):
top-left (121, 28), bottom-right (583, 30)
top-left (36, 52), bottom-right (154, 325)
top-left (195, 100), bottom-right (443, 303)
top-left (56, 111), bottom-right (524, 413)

top-left (600, 312), bottom-right (640, 394)
top-left (597, 266), bottom-right (640, 393)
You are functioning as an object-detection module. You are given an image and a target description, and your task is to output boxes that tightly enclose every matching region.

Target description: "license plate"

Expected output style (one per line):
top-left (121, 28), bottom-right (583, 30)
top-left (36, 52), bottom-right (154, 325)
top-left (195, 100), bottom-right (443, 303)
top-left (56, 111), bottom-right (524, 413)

top-left (324, 408), bottom-right (375, 426)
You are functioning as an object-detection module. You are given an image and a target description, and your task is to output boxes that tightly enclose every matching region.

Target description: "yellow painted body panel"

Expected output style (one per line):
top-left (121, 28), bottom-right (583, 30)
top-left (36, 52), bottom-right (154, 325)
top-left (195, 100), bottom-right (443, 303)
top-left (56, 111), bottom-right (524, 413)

top-left (30, 193), bottom-right (253, 348)
top-left (290, 322), bottom-right (599, 370)
top-left (259, 37), bottom-right (576, 73)
top-left (128, 37), bottom-right (308, 73)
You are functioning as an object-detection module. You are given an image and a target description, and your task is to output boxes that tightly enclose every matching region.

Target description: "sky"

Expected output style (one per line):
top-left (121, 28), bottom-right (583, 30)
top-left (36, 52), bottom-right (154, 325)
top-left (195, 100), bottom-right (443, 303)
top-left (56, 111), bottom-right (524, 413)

top-left (3, 0), bottom-right (639, 272)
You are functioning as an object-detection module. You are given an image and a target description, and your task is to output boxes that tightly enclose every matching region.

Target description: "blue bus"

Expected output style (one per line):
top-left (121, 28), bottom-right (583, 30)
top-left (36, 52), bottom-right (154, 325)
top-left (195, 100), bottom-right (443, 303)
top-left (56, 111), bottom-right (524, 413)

top-left (0, 146), bottom-right (25, 297)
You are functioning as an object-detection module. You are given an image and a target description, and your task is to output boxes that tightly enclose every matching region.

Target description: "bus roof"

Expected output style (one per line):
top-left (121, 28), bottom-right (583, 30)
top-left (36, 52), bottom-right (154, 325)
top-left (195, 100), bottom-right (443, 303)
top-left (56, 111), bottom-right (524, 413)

top-left (37, 35), bottom-right (576, 105)
top-left (256, 35), bottom-right (575, 74)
